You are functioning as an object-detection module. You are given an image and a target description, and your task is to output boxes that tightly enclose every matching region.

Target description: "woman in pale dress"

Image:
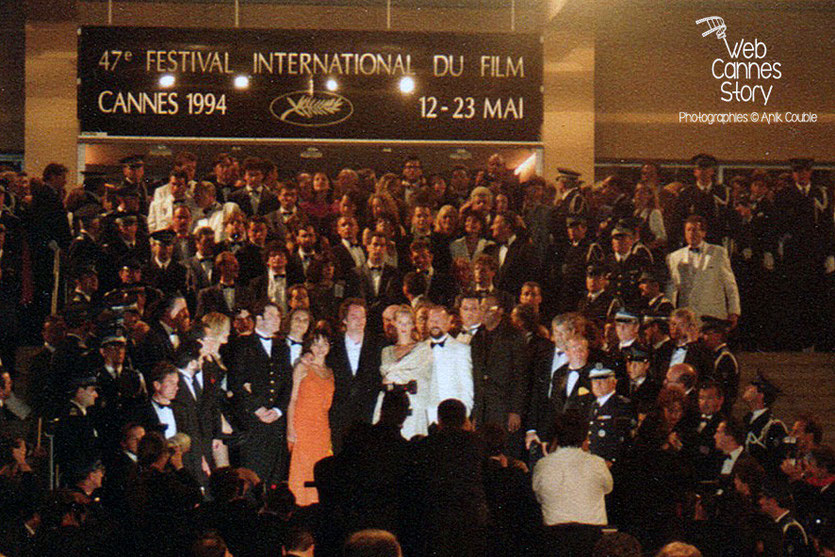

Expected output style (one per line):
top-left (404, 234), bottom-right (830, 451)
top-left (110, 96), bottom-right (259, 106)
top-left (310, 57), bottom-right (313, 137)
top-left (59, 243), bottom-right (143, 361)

top-left (374, 305), bottom-right (433, 439)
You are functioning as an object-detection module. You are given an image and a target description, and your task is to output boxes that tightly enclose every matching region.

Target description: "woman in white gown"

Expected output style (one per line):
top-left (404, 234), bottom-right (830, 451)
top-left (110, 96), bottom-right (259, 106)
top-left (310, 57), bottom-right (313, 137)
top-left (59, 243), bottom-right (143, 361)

top-left (373, 305), bottom-right (433, 439)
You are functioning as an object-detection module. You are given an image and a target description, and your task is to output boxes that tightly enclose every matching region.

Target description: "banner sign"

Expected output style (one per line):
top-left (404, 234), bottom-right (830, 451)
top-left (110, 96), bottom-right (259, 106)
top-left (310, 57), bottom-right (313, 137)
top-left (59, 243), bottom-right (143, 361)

top-left (78, 26), bottom-right (543, 142)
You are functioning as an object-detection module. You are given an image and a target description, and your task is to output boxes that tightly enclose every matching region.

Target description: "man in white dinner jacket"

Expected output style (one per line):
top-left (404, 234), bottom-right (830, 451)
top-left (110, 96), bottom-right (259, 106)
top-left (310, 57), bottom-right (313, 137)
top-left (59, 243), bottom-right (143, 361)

top-left (666, 215), bottom-right (741, 328)
top-left (425, 305), bottom-right (473, 425)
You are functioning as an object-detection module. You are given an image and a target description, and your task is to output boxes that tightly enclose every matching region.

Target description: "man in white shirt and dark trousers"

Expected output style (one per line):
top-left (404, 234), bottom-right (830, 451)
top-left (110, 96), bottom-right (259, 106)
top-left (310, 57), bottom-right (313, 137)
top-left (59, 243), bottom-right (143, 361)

top-left (326, 298), bottom-right (382, 452)
top-left (533, 409), bottom-right (612, 556)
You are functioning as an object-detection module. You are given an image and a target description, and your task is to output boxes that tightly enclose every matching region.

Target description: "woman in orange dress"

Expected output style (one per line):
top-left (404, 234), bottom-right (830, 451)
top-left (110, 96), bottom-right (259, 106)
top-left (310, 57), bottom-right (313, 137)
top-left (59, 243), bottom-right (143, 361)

top-left (286, 329), bottom-right (335, 506)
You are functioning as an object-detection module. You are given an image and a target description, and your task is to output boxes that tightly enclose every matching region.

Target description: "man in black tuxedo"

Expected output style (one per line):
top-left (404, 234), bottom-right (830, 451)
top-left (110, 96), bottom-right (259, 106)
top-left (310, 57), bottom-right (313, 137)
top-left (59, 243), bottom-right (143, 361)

top-left (171, 336), bottom-right (221, 486)
top-left (287, 224), bottom-right (319, 282)
top-left (104, 213), bottom-right (151, 272)
top-left (235, 216), bottom-right (269, 287)
top-left (408, 238), bottom-right (457, 307)
top-left (248, 242), bottom-right (304, 314)
top-left (228, 157), bottom-right (280, 217)
top-left (665, 308), bottom-right (713, 380)
top-left (183, 227), bottom-right (217, 307)
top-left (144, 229), bottom-right (188, 296)
top-left (196, 252), bottom-right (250, 318)
top-left (332, 216), bottom-right (366, 282)
top-left (526, 332), bottom-right (593, 454)
top-left (688, 380), bottom-right (727, 482)
top-left (326, 298), bottom-right (382, 452)
top-left (487, 211), bottom-right (539, 298)
top-left (230, 301), bottom-right (292, 485)
top-left (347, 232), bottom-right (402, 335)
top-left (135, 294), bottom-right (191, 377)
top-left (641, 313), bottom-right (675, 384)
top-left (471, 293), bottom-right (529, 436)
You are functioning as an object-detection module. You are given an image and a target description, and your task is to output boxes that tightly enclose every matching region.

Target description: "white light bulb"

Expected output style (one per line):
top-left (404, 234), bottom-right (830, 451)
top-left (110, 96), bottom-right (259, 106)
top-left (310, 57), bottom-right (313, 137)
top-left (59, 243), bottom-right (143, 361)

top-left (234, 75), bottom-right (250, 89)
top-left (326, 78), bottom-right (338, 91)
top-left (399, 76), bottom-right (415, 94)
top-left (159, 74), bottom-right (176, 88)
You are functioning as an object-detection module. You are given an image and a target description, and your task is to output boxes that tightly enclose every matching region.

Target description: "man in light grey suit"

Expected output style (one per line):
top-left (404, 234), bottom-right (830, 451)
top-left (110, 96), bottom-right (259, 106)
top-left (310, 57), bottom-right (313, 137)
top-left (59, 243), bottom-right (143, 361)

top-left (425, 305), bottom-right (474, 424)
top-left (666, 215), bottom-right (741, 328)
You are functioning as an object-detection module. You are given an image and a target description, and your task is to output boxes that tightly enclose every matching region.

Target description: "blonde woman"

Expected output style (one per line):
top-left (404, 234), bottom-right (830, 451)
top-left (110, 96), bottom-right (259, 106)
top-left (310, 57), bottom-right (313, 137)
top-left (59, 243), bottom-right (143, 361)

top-left (373, 305), bottom-right (433, 439)
top-left (199, 312), bottom-right (233, 466)
top-left (633, 183), bottom-right (667, 249)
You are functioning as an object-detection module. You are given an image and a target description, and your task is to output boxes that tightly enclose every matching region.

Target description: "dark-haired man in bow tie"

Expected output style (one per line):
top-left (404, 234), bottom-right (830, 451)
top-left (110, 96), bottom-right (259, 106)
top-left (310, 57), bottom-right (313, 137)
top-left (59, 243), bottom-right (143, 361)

top-left (425, 305), bottom-right (473, 425)
top-left (249, 241), bottom-right (305, 314)
top-left (666, 215), bottom-right (740, 328)
top-left (288, 225), bottom-right (319, 281)
top-left (196, 252), bottom-right (250, 318)
top-left (347, 232), bottom-right (402, 335)
top-left (184, 227), bottom-right (217, 308)
top-left (332, 216), bottom-right (365, 281)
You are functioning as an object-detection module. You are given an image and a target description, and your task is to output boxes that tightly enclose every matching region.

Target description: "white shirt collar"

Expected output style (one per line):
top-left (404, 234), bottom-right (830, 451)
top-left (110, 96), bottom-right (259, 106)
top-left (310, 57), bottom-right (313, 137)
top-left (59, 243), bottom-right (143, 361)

top-left (750, 408), bottom-right (767, 422)
top-left (596, 391), bottom-right (615, 406)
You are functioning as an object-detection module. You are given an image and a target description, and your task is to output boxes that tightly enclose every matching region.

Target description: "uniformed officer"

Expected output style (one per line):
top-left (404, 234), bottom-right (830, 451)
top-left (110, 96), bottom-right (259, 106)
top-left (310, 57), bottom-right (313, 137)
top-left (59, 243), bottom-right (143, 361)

top-left (587, 364), bottom-right (637, 464)
top-left (637, 271), bottom-right (673, 316)
top-left (742, 374), bottom-right (788, 474)
top-left (605, 219), bottom-right (653, 312)
top-left (552, 216), bottom-right (604, 314)
top-left (144, 229), bottom-right (188, 296)
top-left (54, 373), bottom-right (101, 482)
top-left (578, 263), bottom-right (618, 329)
top-left (549, 169), bottom-right (589, 248)
top-left (119, 154), bottom-right (150, 212)
top-left (700, 316), bottom-right (740, 415)
top-left (619, 346), bottom-right (660, 418)
top-left (671, 153), bottom-right (732, 247)
top-left (773, 157), bottom-right (835, 350)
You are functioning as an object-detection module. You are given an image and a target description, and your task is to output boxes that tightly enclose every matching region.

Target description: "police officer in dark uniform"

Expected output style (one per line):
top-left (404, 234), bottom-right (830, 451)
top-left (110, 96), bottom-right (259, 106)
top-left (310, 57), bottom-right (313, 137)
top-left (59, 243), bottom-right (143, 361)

top-left (119, 155), bottom-right (150, 212)
top-left (551, 216), bottom-right (604, 314)
top-left (54, 373), bottom-right (101, 481)
top-left (637, 271), bottom-right (673, 316)
top-left (587, 364), bottom-right (637, 465)
top-left (671, 154), bottom-right (732, 247)
top-left (578, 263), bottom-right (618, 329)
top-left (549, 169), bottom-right (589, 248)
top-left (618, 346), bottom-right (660, 418)
top-left (605, 219), bottom-right (653, 312)
top-left (700, 316), bottom-right (740, 415)
top-left (587, 363), bottom-right (637, 530)
top-left (143, 229), bottom-right (188, 296)
top-left (773, 158), bottom-right (835, 350)
top-left (92, 327), bottom-right (147, 463)
top-left (742, 374), bottom-right (788, 475)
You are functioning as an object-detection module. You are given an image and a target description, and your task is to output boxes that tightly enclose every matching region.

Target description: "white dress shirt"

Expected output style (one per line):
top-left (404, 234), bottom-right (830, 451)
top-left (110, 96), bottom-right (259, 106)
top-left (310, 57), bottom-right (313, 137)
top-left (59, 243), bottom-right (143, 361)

top-left (152, 400), bottom-right (177, 438)
top-left (345, 335), bottom-right (363, 376)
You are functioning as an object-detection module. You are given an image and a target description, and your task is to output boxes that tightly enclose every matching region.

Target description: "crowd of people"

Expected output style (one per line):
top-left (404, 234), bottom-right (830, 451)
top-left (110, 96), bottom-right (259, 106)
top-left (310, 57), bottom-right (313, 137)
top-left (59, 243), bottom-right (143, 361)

top-left (0, 150), bottom-right (832, 556)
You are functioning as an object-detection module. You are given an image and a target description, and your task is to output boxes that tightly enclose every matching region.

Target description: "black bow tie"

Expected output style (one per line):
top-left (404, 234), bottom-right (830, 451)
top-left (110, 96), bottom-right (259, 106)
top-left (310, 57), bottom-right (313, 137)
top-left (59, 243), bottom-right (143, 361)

top-left (198, 257), bottom-right (212, 263)
top-left (272, 273), bottom-right (285, 279)
top-left (689, 247), bottom-right (701, 253)
top-left (281, 211), bottom-right (294, 216)
top-left (431, 340), bottom-right (446, 348)
top-left (701, 414), bottom-right (712, 421)
top-left (369, 266), bottom-right (383, 272)
top-left (257, 334), bottom-right (273, 342)
top-left (288, 339), bottom-right (303, 346)
top-left (222, 285), bottom-right (235, 290)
